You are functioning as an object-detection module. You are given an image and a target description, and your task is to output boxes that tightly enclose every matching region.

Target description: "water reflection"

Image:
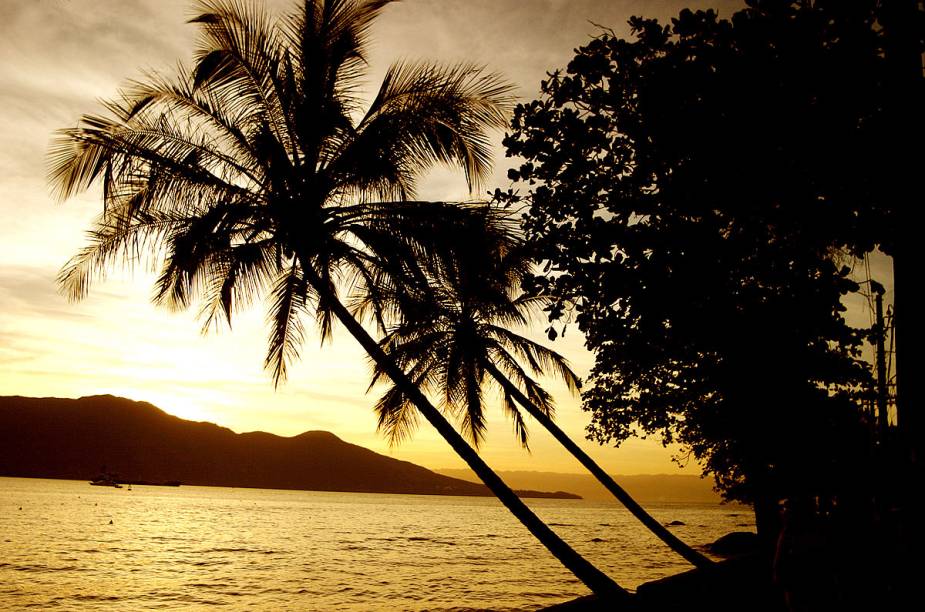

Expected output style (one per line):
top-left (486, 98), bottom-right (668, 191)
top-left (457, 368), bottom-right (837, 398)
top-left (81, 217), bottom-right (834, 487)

top-left (0, 477), bottom-right (752, 610)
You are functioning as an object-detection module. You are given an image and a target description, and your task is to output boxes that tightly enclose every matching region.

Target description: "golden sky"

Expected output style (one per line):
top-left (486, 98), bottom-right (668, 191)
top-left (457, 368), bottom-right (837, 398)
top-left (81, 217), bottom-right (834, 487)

top-left (0, 0), bottom-right (893, 476)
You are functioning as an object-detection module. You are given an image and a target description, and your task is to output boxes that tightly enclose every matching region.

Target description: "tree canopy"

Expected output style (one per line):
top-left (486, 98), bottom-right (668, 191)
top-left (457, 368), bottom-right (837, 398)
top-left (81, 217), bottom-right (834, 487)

top-left (502, 0), bottom-right (895, 515)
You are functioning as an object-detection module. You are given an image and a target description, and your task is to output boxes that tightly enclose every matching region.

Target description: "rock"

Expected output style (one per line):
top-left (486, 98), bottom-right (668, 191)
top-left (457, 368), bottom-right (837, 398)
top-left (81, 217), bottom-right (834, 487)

top-left (708, 531), bottom-right (758, 557)
top-left (636, 553), bottom-right (778, 611)
top-left (666, 520), bottom-right (686, 526)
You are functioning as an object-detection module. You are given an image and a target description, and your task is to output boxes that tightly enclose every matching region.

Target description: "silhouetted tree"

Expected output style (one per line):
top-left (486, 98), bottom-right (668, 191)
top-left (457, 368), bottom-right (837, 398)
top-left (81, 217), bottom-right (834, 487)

top-left (367, 204), bottom-right (713, 568)
top-left (48, 0), bottom-right (626, 599)
top-left (502, 1), bottom-right (886, 537)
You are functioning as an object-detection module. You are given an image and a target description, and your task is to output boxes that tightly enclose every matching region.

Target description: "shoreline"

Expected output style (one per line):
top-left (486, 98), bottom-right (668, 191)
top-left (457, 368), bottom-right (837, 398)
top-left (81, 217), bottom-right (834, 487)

top-left (544, 554), bottom-right (779, 611)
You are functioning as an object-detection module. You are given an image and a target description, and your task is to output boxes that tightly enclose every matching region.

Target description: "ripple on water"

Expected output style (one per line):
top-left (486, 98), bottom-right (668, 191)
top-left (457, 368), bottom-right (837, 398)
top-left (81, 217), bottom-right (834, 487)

top-left (0, 478), bottom-right (746, 611)
top-left (199, 547), bottom-right (277, 554)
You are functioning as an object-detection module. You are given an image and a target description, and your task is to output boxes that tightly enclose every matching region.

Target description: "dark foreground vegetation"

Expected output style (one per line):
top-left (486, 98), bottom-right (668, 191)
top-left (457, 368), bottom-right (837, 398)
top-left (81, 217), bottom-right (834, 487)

top-left (504, 0), bottom-right (921, 607)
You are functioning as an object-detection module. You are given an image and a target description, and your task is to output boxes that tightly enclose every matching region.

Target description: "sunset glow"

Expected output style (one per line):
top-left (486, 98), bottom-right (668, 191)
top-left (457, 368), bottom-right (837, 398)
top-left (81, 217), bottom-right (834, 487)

top-left (0, 0), bottom-right (891, 478)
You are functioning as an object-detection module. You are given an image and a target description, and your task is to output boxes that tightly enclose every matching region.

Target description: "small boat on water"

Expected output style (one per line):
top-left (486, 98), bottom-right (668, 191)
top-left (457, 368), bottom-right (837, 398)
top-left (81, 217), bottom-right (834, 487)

top-left (89, 479), bottom-right (123, 488)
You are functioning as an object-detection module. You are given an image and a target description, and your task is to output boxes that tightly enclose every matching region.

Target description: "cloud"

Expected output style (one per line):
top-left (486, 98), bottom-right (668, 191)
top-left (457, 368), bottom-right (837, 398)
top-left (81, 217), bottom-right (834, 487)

top-left (0, 1), bottom-right (193, 180)
top-left (0, 265), bottom-right (88, 319)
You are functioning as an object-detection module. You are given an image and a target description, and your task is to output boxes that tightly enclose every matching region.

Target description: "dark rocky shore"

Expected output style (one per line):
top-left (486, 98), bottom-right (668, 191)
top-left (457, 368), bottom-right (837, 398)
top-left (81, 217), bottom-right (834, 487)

top-left (545, 554), bottom-right (779, 611)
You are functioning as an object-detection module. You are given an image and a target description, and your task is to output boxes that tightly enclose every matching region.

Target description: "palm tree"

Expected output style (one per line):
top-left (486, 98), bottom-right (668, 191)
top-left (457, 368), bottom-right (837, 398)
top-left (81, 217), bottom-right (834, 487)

top-left (367, 206), bottom-right (713, 568)
top-left (47, 0), bottom-right (627, 601)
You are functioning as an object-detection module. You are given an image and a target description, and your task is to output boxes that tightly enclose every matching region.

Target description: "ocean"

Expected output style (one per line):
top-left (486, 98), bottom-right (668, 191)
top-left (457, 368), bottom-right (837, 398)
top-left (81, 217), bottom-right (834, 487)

top-left (0, 477), bottom-right (753, 611)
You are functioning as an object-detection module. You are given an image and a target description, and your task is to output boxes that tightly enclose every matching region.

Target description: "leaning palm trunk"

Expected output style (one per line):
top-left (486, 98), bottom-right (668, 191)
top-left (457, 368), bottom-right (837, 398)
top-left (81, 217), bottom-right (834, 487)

top-left (303, 266), bottom-right (629, 602)
top-left (484, 357), bottom-right (714, 569)
top-left (370, 207), bottom-right (713, 570)
top-left (371, 207), bottom-right (713, 567)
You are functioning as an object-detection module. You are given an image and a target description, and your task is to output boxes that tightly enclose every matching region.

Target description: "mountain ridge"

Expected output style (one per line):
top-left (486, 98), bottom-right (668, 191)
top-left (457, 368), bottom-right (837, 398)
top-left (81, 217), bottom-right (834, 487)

top-left (0, 394), bottom-right (578, 499)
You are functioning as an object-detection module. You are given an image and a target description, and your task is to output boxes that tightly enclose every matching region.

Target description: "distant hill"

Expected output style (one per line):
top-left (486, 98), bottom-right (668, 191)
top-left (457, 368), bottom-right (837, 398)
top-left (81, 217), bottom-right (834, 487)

top-left (436, 469), bottom-right (726, 504)
top-left (0, 395), bottom-right (577, 499)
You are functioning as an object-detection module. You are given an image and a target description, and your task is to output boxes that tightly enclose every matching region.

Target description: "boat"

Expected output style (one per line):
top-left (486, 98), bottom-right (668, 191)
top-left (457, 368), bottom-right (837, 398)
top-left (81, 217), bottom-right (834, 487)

top-left (89, 478), bottom-right (122, 488)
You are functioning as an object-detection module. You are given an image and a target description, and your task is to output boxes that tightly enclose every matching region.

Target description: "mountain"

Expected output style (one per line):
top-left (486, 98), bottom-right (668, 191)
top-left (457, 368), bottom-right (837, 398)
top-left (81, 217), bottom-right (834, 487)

top-left (0, 395), bottom-right (577, 499)
top-left (436, 469), bottom-right (725, 504)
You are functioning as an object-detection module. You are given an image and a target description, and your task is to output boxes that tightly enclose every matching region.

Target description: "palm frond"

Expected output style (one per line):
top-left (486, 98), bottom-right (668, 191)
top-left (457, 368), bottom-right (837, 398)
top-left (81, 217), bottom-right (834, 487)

top-left (57, 207), bottom-right (186, 301)
top-left (121, 67), bottom-right (267, 184)
top-left (524, 379), bottom-right (555, 419)
top-left (333, 61), bottom-right (515, 196)
top-left (198, 239), bottom-right (281, 331)
top-left (190, 0), bottom-right (296, 162)
top-left (154, 204), bottom-right (238, 311)
top-left (487, 349), bottom-right (556, 420)
top-left (265, 263), bottom-right (312, 386)
top-left (313, 266), bottom-right (338, 344)
top-left (369, 326), bottom-right (447, 389)
top-left (459, 357), bottom-right (487, 447)
top-left (490, 325), bottom-right (581, 394)
top-left (372, 358), bottom-right (436, 448)
top-left (50, 109), bottom-right (262, 224)
top-left (501, 388), bottom-right (531, 450)
top-left (48, 124), bottom-right (112, 203)
top-left (285, 0), bottom-right (395, 102)
top-left (374, 383), bottom-right (419, 447)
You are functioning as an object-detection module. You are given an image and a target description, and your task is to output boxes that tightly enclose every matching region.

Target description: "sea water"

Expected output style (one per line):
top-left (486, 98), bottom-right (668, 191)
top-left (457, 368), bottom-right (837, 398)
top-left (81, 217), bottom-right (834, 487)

top-left (0, 477), bottom-right (753, 610)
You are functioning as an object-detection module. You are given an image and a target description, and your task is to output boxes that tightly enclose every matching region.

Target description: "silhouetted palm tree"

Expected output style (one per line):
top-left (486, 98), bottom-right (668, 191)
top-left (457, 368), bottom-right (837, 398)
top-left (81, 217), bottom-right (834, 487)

top-left (47, 0), bottom-right (626, 600)
top-left (368, 206), bottom-right (713, 568)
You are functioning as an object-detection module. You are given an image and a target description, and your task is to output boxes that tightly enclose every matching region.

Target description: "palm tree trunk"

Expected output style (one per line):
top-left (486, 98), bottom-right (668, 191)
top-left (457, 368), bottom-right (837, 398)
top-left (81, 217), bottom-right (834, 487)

top-left (302, 268), bottom-right (630, 603)
top-left (484, 362), bottom-right (714, 569)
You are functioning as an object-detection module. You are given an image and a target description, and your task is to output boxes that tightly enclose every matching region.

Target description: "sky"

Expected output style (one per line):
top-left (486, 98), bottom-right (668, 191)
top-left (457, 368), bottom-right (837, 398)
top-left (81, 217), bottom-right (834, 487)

top-left (0, 0), bottom-right (894, 477)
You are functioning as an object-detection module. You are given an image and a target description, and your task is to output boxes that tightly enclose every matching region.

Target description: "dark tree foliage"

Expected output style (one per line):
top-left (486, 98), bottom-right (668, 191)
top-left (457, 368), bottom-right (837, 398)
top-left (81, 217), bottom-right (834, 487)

top-left (502, 0), bottom-right (891, 516)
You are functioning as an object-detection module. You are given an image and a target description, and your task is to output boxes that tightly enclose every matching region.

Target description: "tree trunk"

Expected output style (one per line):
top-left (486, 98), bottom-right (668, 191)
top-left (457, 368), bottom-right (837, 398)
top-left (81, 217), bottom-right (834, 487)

top-left (303, 268), bottom-right (629, 603)
top-left (484, 362), bottom-right (714, 569)
top-left (882, 0), bottom-right (923, 477)
top-left (752, 494), bottom-right (781, 555)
